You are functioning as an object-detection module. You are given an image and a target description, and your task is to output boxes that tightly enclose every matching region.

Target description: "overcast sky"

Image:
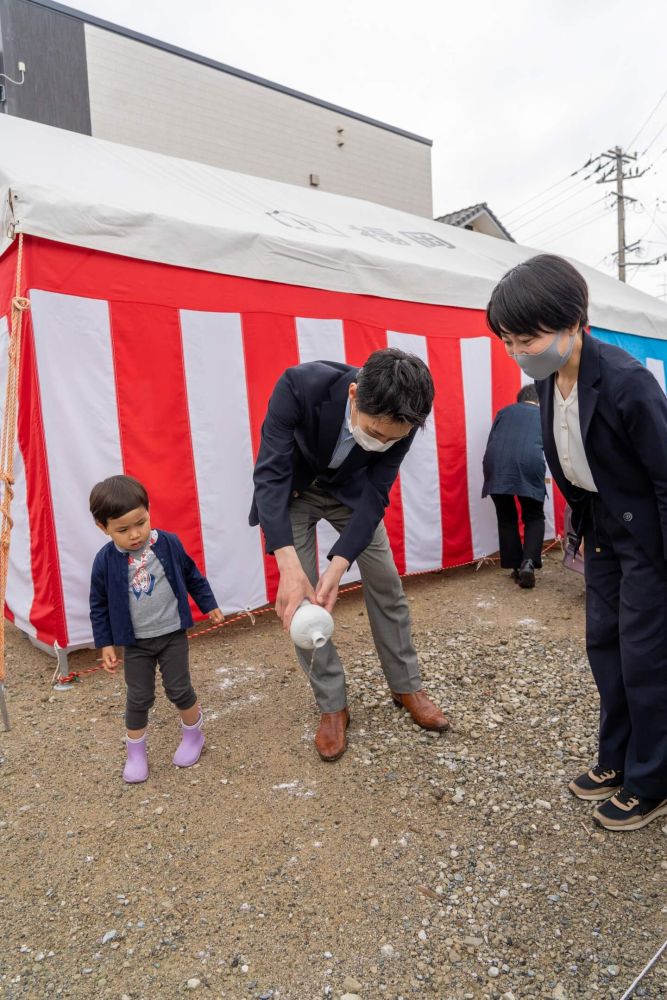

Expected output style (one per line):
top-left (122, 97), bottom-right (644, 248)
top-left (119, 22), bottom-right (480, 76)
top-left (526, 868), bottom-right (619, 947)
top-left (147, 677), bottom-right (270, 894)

top-left (58, 0), bottom-right (667, 300)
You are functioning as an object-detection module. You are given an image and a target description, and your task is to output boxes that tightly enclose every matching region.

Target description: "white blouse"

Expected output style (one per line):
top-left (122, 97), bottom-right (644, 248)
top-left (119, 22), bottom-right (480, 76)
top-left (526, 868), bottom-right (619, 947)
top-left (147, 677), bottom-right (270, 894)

top-left (553, 382), bottom-right (598, 493)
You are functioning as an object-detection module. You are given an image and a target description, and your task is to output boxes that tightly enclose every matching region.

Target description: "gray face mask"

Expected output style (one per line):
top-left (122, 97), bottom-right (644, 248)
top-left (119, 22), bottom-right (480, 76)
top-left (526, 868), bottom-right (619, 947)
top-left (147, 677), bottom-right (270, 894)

top-left (514, 332), bottom-right (576, 380)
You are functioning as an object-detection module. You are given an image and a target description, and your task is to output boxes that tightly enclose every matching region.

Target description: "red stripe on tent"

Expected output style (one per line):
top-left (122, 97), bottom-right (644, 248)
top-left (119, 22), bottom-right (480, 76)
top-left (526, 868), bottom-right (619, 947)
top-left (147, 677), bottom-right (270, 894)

top-left (242, 313), bottom-right (300, 602)
top-left (491, 336), bottom-right (521, 417)
top-left (109, 303), bottom-right (206, 612)
top-left (342, 322), bottom-right (406, 574)
top-left (28, 239), bottom-right (491, 340)
top-left (18, 314), bottom-right (68, 644)
top-left (427, 335), bottom-right (473, 567)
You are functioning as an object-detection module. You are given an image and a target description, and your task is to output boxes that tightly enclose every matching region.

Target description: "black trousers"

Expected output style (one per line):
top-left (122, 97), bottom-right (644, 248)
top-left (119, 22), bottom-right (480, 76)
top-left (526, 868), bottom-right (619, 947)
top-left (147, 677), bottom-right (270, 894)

top-left (584, 497), bottom-right (667, 799)
top-left (123, 629), bottom-right (196, 729)
top-left (491, 494), bottom-right (545, 569)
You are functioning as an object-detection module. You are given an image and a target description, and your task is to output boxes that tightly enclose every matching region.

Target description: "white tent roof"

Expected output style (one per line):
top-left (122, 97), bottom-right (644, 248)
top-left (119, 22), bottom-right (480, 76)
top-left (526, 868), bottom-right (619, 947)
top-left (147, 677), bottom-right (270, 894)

top-left (2, 115), bottom-right (667, 340)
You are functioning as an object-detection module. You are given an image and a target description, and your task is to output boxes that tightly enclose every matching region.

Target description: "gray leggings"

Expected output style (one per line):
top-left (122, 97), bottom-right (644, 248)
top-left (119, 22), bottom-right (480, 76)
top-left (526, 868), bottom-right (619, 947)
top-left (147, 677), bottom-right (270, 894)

top-left (123, 630), bottom-right (196, 729)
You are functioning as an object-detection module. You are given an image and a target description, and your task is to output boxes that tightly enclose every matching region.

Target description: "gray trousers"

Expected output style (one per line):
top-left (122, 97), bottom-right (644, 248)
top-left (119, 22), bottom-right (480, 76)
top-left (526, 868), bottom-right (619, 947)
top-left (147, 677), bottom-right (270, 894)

top-left (289, 485), bottom-right (422, 713)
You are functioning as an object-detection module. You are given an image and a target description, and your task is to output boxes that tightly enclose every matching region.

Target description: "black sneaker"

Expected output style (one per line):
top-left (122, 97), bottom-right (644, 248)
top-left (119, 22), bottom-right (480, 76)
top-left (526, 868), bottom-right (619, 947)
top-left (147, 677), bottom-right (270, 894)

top-left (593, 787), bottom-right (667, 831)
top-left (568, 764), bottom-right (623, 801)
top-left (518, 559), bottom-right (535, 589)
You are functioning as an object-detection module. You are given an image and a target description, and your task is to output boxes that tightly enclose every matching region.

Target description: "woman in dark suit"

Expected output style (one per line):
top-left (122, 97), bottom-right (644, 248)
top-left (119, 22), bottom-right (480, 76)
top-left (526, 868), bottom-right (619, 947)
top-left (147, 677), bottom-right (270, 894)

top-left (482, 383), bottom-right (546, 588)
top-left (486, 253), bottom-right (667, 832)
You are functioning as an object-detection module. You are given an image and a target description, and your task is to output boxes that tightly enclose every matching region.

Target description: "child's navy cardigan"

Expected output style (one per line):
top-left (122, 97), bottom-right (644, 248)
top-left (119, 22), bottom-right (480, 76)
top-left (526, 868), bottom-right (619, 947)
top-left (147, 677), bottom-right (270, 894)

top-left (89, 530), bottom-right (218, 647)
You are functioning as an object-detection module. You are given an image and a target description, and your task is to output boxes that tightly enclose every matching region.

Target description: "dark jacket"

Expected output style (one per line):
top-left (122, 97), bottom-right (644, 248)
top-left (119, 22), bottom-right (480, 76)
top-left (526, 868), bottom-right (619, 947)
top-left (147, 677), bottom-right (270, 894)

top-left (249, 361), bottom-right (417, 564)
top-left (89, 530), bottom-right (218, 648)
top-left (482, 401), bottom-right (546, 502)
top-left (535, 333), bottom-right (667, 570)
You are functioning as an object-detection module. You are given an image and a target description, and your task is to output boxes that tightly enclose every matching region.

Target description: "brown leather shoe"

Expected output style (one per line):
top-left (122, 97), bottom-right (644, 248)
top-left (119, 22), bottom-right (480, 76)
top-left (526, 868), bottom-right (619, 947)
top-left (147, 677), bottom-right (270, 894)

top-left (391, 690), bottom-right (449, 732)
top-left (315, 708), bottom-right (350, 762)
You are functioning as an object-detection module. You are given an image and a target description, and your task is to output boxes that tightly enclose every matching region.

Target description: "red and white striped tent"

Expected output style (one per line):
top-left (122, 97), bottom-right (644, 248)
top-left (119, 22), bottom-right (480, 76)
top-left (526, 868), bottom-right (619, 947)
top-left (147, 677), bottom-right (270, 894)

top-left (1, 115), bottom-right (667, 652)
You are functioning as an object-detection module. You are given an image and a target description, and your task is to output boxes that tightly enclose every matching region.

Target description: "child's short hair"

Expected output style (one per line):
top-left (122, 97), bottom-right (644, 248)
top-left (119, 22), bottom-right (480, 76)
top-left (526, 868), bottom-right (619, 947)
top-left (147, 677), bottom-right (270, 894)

top-left (486, 254), bottom-right (589, 338)
top-left (90, 475), bottom-right (149, 525)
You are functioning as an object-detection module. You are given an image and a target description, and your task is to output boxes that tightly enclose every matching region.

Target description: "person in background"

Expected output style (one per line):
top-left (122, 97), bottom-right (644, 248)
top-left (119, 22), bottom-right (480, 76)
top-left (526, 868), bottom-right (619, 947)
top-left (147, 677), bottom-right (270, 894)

top-left (482, 383), bottom-right (546, 589)
top-left (486, 252), bottom-right (667, 832)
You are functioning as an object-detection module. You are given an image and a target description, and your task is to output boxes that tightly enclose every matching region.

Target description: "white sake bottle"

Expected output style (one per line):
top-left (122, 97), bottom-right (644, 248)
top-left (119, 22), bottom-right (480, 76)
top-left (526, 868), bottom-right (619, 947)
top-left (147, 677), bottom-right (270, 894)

top-left (289, 600), bottom-right (334, 650)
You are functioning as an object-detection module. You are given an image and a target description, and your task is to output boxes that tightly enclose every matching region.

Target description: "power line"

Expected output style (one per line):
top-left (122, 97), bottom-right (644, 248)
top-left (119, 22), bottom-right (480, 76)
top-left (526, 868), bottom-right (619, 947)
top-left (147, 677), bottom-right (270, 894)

top-left (501, 173), bottom-right (578, 219)
top-left (641, 117), bottom-right (667, 157)
top-left (510, 176), bottom-right (597, 231)
top-left (627, 86), bottom-right (667, 150)
top-left (531, 207), bottom-right (611, 247)
top-left (522, 194), bottom-right (609, 243)
top-left (502, 155), bottom-right (601, 219)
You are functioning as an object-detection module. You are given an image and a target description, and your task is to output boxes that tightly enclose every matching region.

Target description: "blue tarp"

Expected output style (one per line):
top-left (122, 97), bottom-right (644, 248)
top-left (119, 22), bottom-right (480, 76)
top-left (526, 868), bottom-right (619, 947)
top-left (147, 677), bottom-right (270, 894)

top-left (592, 326), bottom-right (667, 391)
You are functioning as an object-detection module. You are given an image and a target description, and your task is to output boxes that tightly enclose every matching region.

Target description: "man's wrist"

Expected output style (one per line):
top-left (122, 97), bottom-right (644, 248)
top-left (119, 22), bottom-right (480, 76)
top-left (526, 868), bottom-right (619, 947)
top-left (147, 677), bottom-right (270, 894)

top-left (275, 545), bottom-right (302, 572)
top-left (329, 555), bottom-right (350, 579)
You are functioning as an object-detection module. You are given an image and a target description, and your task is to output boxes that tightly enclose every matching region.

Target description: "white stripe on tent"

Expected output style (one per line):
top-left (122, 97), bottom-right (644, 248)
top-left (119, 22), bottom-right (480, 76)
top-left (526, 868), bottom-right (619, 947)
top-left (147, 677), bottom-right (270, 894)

top-left (180, 310), bottom-right (267, 613)
top-left (30, 290), bottom-right (123, 645)
top-left (387, 331), bottom-right (442, 572)
top-left (0, 316), bottom-right (35, 636)
top-left (460, 337), bottom-right (499, 560)
top-left (646, 357), bottom-right (666, 393)
top-left (295, 318), bottom-right (360, 584)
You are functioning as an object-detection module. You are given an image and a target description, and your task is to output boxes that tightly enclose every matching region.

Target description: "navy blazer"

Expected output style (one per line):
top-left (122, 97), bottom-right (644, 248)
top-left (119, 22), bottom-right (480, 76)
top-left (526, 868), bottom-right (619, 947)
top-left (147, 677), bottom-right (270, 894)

top-left (482, 401), bottom-right (546, 502)
top-left (89, 530), bottom-right (218, 647)
top-left (535, 333), bottom-right (667, 570)
top-left (249, 361), bottom-right (417, 564)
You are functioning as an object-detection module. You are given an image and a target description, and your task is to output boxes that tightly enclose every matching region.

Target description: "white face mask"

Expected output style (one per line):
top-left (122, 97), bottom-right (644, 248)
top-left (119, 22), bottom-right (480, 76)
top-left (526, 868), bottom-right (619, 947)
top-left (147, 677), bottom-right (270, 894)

top-left (347, 408), bottom-right (396, 452)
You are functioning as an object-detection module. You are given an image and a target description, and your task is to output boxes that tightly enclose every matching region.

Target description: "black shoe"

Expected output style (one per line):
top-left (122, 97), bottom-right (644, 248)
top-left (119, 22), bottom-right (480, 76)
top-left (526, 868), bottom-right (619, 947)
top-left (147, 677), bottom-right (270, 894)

top-left (518, 559), bottom-right (536, 588)
top-left (593, 787), bottom-right (667, 831)
top-left (568, 764), bottom-right (623, 801)
top-left (510, 569), bottom-right (520, 583)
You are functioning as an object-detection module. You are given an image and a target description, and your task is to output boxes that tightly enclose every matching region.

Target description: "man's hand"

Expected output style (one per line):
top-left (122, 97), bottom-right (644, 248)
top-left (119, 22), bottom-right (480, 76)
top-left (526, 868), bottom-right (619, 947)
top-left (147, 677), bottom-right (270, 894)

top-left (275, 546), bottom-right (316, 630)
top-left (315, 556), bottom-right (349, 614)
top-left (208, 608), bottom-right (225, 625)
top-left (101, 646), bottom-right (120, 673)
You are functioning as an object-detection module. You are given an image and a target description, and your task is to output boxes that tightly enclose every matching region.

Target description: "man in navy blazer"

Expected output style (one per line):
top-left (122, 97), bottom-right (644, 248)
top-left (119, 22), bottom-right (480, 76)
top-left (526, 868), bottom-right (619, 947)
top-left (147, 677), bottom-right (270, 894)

top-left (487, 253), bottom-right (667, 832)
top-left (482, 382), bottom-right (546, 588)
top-left (250, 347), bottom-right (448, 761)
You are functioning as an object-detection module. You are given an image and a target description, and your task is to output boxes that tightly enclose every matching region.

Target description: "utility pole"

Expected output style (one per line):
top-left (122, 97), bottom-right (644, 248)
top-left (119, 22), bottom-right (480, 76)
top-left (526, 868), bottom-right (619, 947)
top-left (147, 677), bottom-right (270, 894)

top-left (615, 147), bottom-right (626, 281)
top-left (596, 146), bottom-right (648, 282)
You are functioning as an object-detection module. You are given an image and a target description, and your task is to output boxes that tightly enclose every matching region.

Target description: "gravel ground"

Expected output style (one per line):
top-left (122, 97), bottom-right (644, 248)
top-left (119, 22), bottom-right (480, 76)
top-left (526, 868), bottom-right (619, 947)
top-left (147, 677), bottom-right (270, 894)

top-left (1, 551), bottom-right (666, 1000)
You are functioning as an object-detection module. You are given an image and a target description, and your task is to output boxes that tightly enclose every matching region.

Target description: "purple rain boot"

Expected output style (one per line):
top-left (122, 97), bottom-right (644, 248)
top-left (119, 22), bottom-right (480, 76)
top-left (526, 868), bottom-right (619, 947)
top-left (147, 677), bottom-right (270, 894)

top-left (172, 711), bottom-right (205, 768)
top-left (123, 734), bottom-right (148, 783)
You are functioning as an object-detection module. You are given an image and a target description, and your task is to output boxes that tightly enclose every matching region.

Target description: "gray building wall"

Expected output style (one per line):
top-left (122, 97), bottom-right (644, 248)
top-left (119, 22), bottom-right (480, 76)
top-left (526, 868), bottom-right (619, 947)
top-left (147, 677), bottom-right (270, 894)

top-left (85, 25), bottom-right (433, 217)
top-left (0, 0), bottom-right (91, 134)
top-left (0, 0), bottom-right (433, 217)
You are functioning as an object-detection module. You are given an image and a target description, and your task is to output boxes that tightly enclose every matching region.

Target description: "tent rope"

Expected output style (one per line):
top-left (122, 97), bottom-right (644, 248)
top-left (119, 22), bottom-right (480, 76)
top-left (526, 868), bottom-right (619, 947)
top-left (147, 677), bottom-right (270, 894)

top-left (0, 232), bottom-right (29, 731)
top-left (51, 544), bottom-right (559, 686)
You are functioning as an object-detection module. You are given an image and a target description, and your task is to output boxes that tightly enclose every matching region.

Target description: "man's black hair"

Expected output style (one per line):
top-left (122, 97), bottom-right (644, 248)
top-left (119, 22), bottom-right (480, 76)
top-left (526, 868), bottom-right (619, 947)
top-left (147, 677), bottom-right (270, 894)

top-left (355, 347), bottom-right (434, 427)
top-left (90, 475), bottom-right (149, 526)
top-left (517, 383), bottom-right (539, 404)
top-left (486, 254), bottom-right (589, 338)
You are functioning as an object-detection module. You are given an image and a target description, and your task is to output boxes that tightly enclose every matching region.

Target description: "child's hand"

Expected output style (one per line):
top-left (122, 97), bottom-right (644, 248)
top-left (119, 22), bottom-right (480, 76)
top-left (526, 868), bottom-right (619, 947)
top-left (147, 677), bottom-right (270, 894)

top-left (101, 646), bottom-right (120, 672)
top-left (208, 608), bottom-right (225, 625)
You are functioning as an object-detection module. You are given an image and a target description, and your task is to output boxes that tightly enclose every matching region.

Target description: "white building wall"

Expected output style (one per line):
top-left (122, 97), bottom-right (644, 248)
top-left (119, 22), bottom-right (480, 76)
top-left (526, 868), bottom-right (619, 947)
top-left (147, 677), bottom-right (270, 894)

top-left (84, 25), bottom-right (433, 218)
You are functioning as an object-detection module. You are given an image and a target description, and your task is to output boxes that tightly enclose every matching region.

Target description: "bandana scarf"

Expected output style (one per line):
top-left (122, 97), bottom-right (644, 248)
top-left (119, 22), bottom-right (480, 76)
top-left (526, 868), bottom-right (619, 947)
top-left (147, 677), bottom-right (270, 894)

top-left (128, 529), bottom-right (158, 600)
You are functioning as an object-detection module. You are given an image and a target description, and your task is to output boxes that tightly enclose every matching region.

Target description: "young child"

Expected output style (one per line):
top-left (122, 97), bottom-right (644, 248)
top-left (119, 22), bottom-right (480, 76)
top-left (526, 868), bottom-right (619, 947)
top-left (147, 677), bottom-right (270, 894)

top-left (89, 475), bottom-right (224, 783)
